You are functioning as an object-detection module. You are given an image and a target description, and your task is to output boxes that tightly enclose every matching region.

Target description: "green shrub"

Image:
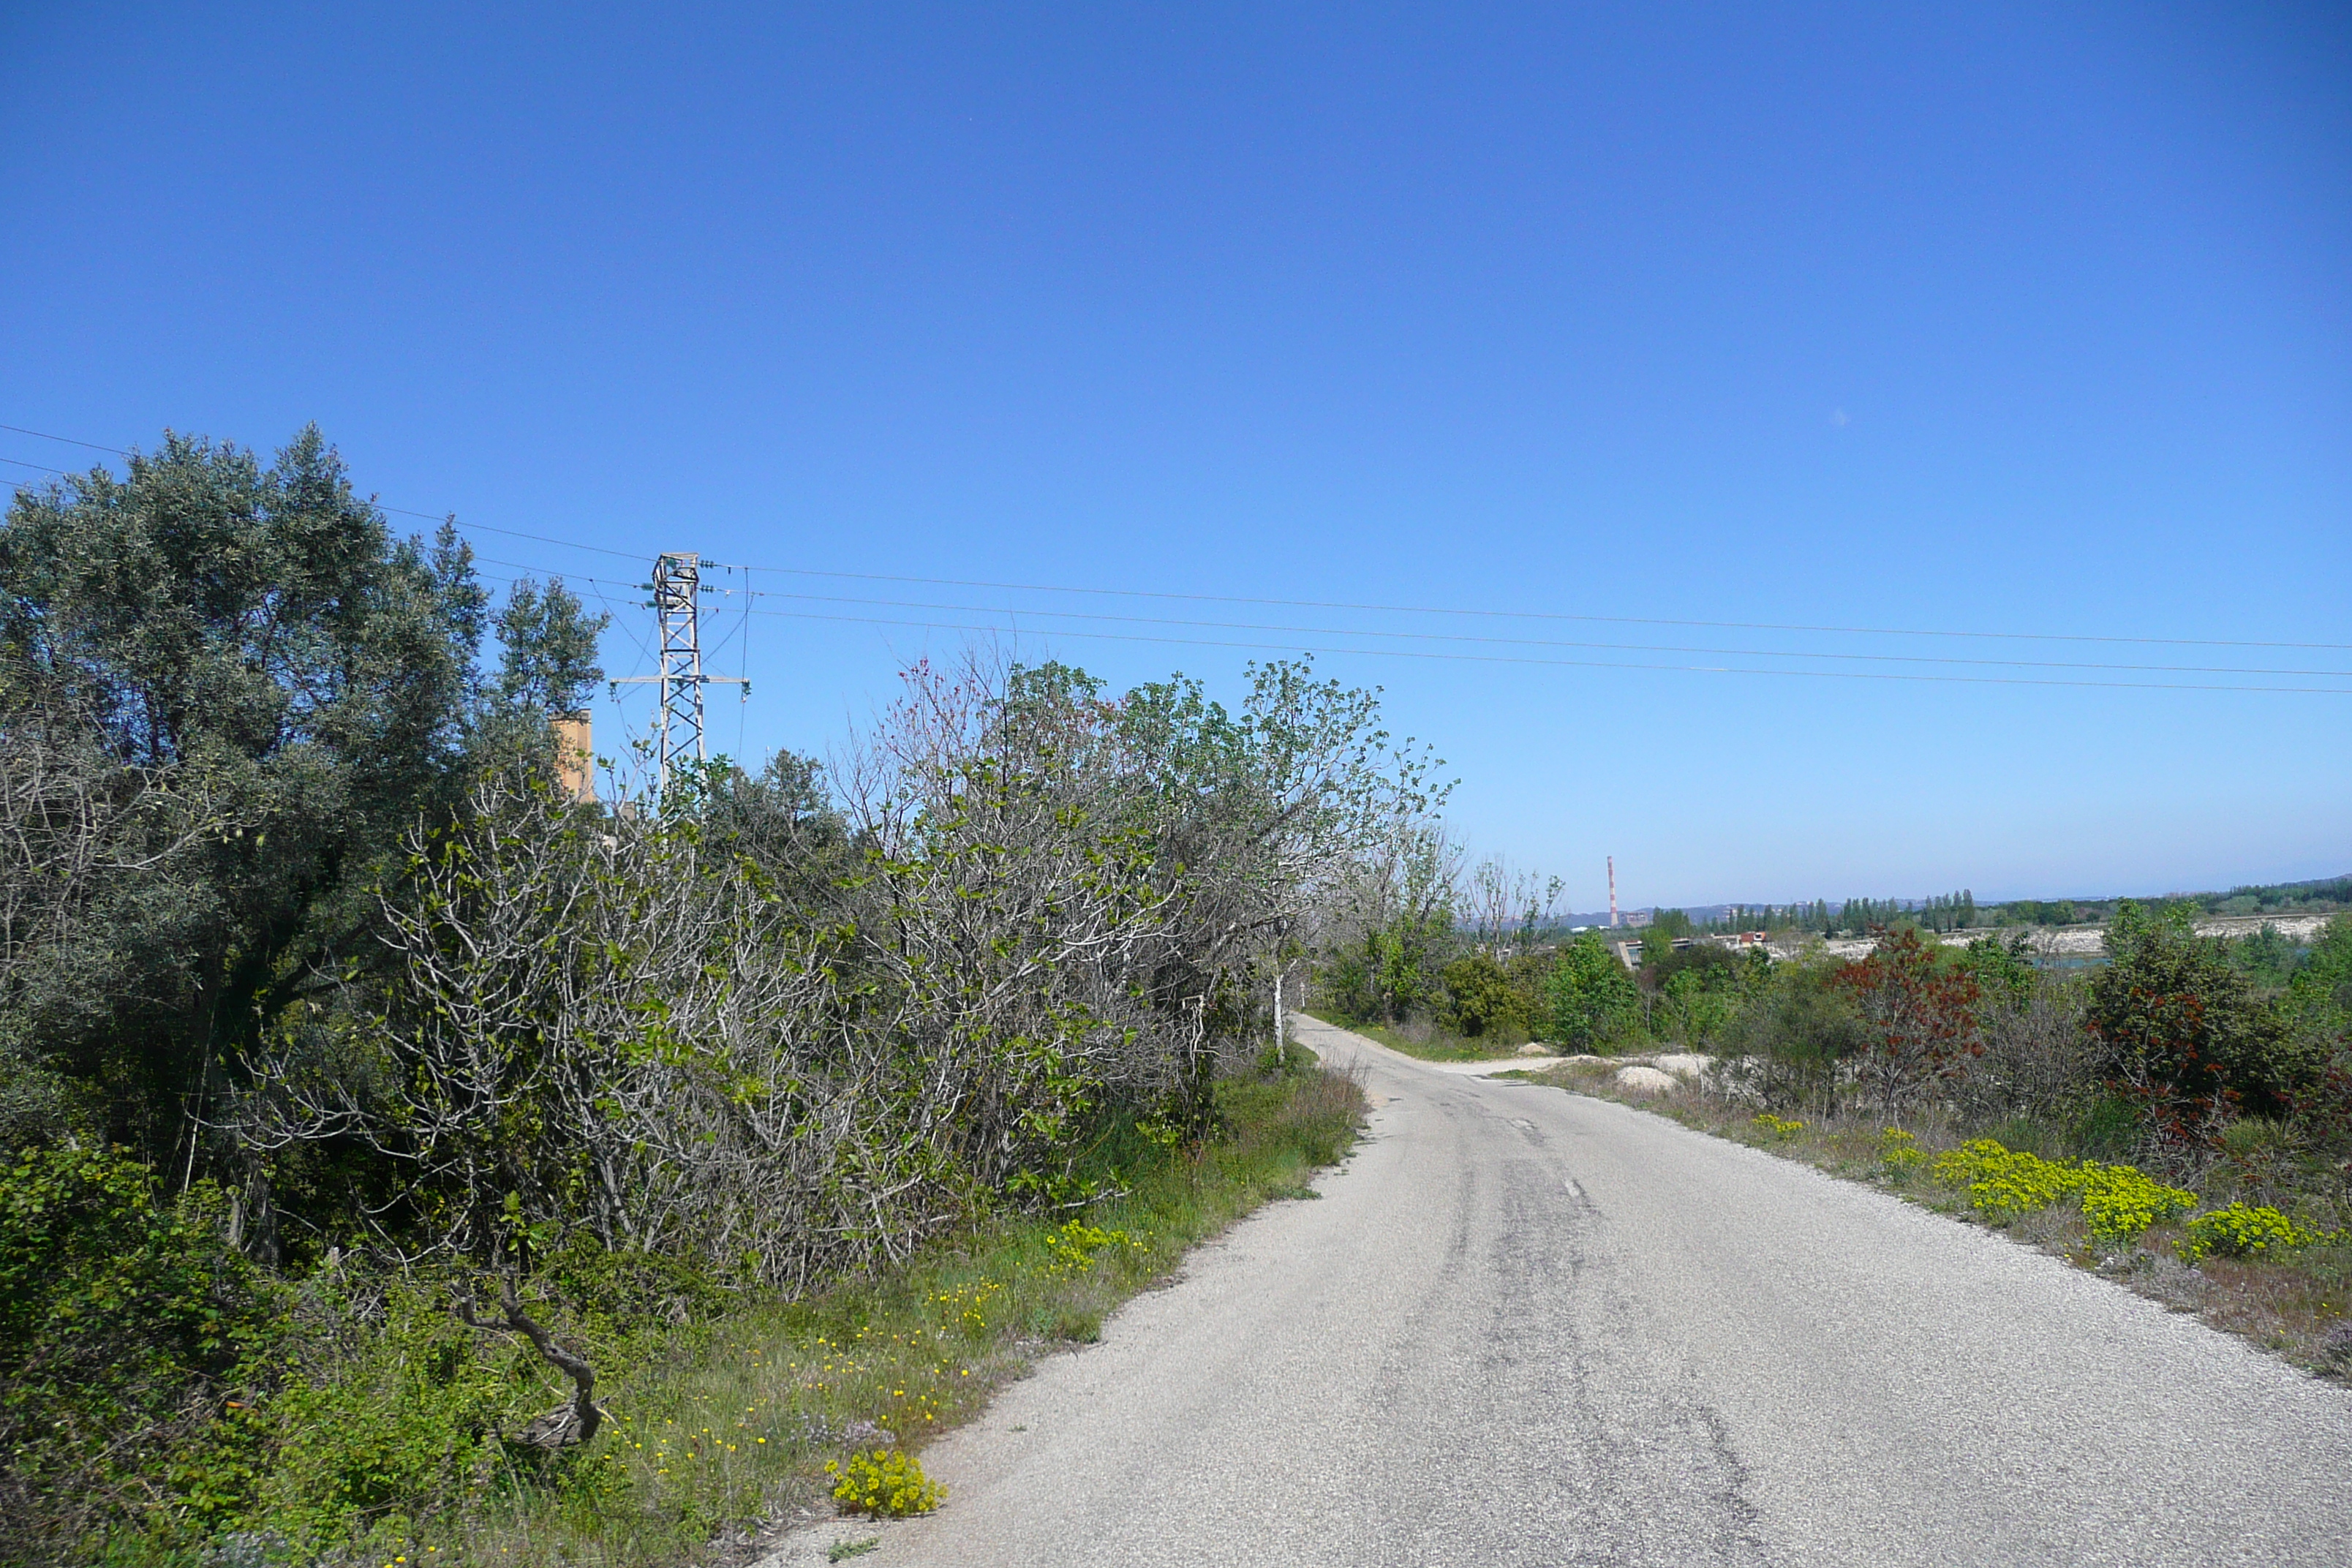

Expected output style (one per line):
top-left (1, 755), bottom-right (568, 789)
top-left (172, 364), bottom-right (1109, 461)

top-left (1439, 954), bottom-right (1531, 1041)
top-left (1978, 1117), bottom-right (2063, 1160)
top-left (2286, 913), bottom-right (2352, 1035)
top-left (2068, 1096), bottom-right (2140, 1161)
top-left (826, 1449), bottom-right (943, 1517)
top-left (1959, 933), bottom-right (2038, 1011)
top-left (250, 1275), bottom-right (568, 1552)
top-left (0, 1142), bottom-right (289, 1554)
top-left (2089, 902), bottom-right (2314, 1128)
top-left (1543, 934), bottom-right (1640, 1050)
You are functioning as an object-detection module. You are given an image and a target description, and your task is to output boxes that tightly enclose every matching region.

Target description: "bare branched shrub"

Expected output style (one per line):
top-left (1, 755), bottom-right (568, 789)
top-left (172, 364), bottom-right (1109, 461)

top-left (233, 649), bottom-right (1431, 1289)
top-left (239, 772), bottom-right (885, 1287)
top-left (1950, 978), bottom-right (2094, 1126)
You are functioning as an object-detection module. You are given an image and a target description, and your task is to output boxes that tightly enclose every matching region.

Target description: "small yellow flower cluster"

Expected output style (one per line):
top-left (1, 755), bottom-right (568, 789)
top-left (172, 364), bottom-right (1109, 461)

top-left (2077, 1166), bottom-right (2201, 1243)
top-left (1043, 1218), bottom-right (1148, 1279)
top-left (2176, 1203), bottom-right (2347, 1263)
top-left (1750, 1113), bottom-right (1806, 1142)
top-left (930, 1278), bottom-right (1005, 1336)
top-left (1931, 1138), bottom-right (2196, 1242)
top-left (826, 1448), bottom-right (946, 1518)
top-left (1877, 1128), bottom-right (1926, 1175)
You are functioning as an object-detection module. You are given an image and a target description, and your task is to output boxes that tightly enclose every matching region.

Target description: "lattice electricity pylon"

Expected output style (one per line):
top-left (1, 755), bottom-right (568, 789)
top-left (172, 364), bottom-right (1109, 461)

top-left (612, 551), bottom-right (745, 796)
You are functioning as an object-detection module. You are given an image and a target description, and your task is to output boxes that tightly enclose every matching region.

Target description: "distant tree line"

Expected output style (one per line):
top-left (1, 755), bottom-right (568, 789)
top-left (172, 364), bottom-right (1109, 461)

top-left (1709, 892), bottom-right (1979, 937)
top-left (1311, 862), bottom-right (2352, 1178)
top-left (1687, 875), bottom-right (2351, 938)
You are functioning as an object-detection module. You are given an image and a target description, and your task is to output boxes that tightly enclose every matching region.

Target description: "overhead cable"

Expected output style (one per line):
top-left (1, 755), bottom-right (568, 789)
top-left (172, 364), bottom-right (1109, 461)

top-left (747, 608), bottom-right (2352, 696)
top-left (8, 418), bottom-right (2345, 652)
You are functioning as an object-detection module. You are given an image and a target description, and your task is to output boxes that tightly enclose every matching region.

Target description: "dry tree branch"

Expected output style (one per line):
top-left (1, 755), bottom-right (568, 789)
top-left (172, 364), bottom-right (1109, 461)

top-left (456, 1275), bottom-right (606, 1449)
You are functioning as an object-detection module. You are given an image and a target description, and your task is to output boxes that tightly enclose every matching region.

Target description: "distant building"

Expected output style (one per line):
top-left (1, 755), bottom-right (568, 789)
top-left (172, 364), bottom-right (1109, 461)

top-left (554, 710), bottom-right (595, 804)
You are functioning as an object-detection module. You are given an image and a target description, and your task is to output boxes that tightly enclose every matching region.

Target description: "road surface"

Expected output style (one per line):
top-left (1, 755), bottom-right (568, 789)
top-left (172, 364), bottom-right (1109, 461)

top-left (766, 1015), bottom-right (2352, 1566)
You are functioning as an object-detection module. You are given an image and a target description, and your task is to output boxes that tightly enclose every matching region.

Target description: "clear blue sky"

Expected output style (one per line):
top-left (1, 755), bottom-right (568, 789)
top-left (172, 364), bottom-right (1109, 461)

top-left (4, 3), bottom-right (2346, 911)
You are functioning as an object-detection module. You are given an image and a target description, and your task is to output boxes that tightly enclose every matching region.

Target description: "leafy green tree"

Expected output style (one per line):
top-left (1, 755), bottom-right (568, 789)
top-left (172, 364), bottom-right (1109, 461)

top-left (700, 750), bottom-right (851, 911)
top-left (2228, 924), bottom-right (2307, 994)
top-left (1314, 809), bottom-right (1458, 1025)
top-left (0, 429), bottom-right (484, 1218)
top-left (1361, 915), bottom-right (1451, 1021)
top-left (1543, 932), bottom-right (1640, 1050)
top-left (493, 575), bottom-right (607, 713)
top-left (2288, 913), bottom-right (2352, 1037)
top-left (1725, 955), bottom-right (1871, 1113)
top-left (1642, 941), bottom-right (1760, 1047)
top-left (1959, 932), bottom-right (2037, 1011)
top-left (1645, 907), bottom-right (1695, 944)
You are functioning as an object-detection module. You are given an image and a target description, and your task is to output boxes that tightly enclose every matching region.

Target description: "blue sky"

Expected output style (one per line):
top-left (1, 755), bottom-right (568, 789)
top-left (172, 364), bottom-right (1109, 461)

top-left (3, 3), bottom-right (2346, 911)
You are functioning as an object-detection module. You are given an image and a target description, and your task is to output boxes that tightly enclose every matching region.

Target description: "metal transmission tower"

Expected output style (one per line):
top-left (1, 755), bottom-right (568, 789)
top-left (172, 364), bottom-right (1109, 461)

top-left (614, 551), bottom-right (745, 796)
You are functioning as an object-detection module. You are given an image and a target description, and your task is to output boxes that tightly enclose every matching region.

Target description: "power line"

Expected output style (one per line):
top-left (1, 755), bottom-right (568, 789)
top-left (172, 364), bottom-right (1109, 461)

top-left (446, 551), bottom-right (2348, 678)
top-left (0, 423), bottom-right (118, 455)
top-left (742, 607), bottom-right (2352, 696)
top-left (15, 460), bottom-right (2343, 690)
top-left (409, 514), bottom-right (645, 559)
top-left (399, 549), bottom-right (2352, 685)
top-left (728, 587), bottom-right (2352, 679)
top-left (699, 561), bottom-right (2352, 654)
top-left (10, 417), bottom-right (2347, 652)
top-left (379, 523), bottom-right (2352, 657)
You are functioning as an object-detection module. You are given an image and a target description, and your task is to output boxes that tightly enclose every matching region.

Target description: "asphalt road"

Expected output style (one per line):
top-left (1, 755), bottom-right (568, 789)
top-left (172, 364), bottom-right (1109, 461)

top-left (768, 1016), bottom-right (2352, 1567)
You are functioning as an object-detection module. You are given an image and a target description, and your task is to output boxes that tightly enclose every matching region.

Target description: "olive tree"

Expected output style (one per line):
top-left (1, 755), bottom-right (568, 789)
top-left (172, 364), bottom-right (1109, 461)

top-left (0, 431), bottom-right (483, 1231)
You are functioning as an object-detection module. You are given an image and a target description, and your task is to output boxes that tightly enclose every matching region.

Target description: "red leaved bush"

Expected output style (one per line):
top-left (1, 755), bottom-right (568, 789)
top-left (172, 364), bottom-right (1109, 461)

top-left (1835, 925), bottom-right (1983, 1120)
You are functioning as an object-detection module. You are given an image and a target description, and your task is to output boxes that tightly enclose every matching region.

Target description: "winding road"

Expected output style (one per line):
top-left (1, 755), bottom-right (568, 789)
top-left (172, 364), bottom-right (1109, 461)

top-left (769, 1015), bottom-right (2352, 1566)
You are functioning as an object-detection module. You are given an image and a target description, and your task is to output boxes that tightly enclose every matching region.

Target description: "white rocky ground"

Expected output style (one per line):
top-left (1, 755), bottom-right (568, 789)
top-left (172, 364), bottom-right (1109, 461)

top-left (1774, 912), bottom-right (2330, 964)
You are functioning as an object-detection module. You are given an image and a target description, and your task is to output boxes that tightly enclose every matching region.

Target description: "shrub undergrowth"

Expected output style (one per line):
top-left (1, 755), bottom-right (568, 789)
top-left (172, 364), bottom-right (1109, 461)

top-left (7, 1055), bottom-right (1361, 1567)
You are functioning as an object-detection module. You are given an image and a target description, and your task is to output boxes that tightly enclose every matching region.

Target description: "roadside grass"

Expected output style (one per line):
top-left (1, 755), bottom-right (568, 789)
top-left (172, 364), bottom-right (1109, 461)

top-left (1318, 1014), bottom-right (1533, 1064)
top-left (1526, 1058), bottom-right (2352, 1383)
top-left (141, 1056), bottom-right (1362, 1568)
